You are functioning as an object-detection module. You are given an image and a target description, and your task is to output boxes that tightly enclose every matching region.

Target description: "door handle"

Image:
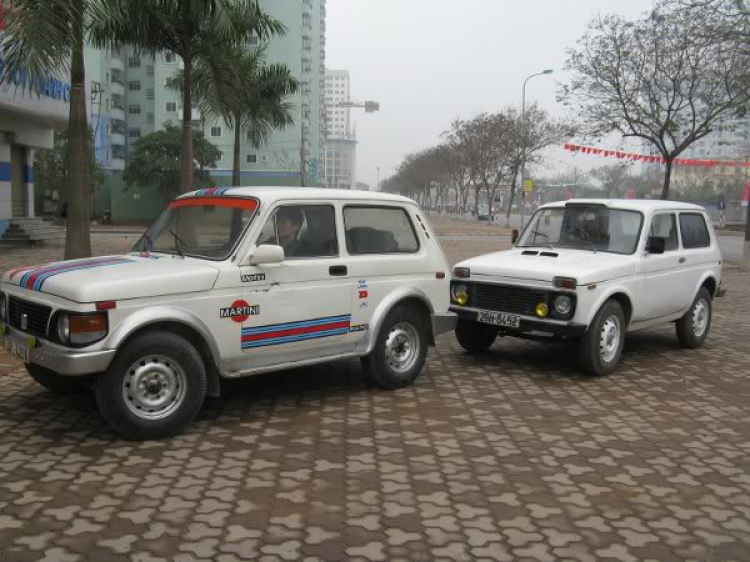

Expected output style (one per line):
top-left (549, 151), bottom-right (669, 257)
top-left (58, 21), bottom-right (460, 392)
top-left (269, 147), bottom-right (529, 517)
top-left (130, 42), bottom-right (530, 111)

top-left (679, 257), bottom-right (687, 264)
top-left (329, 265), bottom-right (347, 276)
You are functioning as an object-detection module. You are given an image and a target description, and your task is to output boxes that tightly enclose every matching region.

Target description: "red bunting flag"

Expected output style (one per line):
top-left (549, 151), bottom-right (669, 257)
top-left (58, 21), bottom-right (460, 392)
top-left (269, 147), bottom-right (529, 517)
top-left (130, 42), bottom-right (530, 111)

top-left (562, 143), bottom-right (750, 168)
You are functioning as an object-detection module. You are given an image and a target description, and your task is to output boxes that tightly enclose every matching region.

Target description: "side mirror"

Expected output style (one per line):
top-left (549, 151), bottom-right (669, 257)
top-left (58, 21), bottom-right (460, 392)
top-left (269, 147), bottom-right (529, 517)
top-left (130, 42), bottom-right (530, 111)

top-left (244, 244), bottom-right (285, 266)
top-left (646, 235), bottom-right (666, 255)
top-left (511, 229), bottom-right (520, 245)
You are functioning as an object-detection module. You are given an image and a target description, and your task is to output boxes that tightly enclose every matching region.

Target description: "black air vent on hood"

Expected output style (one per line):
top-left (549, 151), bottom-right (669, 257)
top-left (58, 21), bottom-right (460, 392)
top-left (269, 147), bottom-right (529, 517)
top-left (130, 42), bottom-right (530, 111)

top-left (521, 251), bottom-right (539, 256)
top-left (540, 252), bottom-right (559, 257)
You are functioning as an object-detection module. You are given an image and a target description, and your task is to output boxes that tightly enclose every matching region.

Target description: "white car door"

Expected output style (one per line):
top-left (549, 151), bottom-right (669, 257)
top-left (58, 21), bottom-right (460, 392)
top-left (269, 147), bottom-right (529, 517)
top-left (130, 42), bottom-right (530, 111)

top-left (238, 203), bottom-right (353, 369)
top-left (642, 212), bottom-right (688, 318)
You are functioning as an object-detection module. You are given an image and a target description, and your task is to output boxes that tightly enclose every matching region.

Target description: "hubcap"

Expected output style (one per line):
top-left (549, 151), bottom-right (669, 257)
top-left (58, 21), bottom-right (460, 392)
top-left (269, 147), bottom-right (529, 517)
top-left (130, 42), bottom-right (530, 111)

top-left (599, 315), bottom-right (621, 364)
top-left (122, 355), bottom-right (187, 420)
top-left (384, 322), bottom-right (420, 374)
top-left (692, 298), bottom-right (709, 337)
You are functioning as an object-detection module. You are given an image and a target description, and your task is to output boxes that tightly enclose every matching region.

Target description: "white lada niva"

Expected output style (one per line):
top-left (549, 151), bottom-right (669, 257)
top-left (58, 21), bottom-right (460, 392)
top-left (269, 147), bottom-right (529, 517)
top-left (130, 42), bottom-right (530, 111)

top-left (0, 188), bottom-right (456, 439)
top-left (450, 199), bottom-right (725, 375)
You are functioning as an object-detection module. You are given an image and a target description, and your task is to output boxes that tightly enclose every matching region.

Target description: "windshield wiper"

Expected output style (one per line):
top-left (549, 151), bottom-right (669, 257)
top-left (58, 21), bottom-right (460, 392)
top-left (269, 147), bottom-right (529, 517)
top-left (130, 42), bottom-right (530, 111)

top-left (169, 229), bottom-right (187, 258)
top-left (139, 232), bottom-right (154, 251)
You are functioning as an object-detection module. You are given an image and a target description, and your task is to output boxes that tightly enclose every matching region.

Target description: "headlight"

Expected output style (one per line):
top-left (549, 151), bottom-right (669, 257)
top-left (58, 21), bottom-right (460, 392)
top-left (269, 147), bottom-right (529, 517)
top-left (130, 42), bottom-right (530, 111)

top-left (58, 314), bottom-right (70, 344)
top-left (0, 292), bottom-right (6, 321)
top-left (57, 313), bottom-right (108, 346)
top-left (451, 283), bottom-right (469, 306)
top-left (554, 295), bottom-right (573, 317)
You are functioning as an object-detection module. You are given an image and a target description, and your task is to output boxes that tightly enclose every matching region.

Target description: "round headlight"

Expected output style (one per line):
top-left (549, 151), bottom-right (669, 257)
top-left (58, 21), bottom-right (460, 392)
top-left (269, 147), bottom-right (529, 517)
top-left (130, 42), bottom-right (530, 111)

top-left (554, 295), bottom-right (573, 317)
top-left (58, 314), bottom-right (70, 343)
top-left (0, 295), bottom-right (6, 321)
top-left (451, 284), bottom-right (469, 306)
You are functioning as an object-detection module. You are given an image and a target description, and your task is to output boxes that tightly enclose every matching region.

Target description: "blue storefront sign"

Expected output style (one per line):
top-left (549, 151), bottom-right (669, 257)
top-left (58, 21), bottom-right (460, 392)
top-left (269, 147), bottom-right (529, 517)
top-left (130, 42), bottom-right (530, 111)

top-left (0, 56), bottom-right (71, 103)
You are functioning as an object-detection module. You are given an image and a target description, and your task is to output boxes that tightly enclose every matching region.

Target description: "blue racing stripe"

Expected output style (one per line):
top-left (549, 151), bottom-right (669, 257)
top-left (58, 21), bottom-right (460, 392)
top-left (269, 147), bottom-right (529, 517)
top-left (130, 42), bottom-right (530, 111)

top-left (241, 315), bottom-right (351, 335)
top-left (241, 327), bottom-right (350, 348)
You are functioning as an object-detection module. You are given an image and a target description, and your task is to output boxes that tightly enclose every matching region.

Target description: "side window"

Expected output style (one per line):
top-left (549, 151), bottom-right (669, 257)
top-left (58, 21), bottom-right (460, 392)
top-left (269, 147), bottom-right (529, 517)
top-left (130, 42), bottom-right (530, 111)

top-left (649, 213), bottom-right (678, 251)
top-left (344, 206), bottom-right (420, 254)
top-left (679, 213), bottom-right (711, 249)
top-left (257, 205), bottom-right (338, 259)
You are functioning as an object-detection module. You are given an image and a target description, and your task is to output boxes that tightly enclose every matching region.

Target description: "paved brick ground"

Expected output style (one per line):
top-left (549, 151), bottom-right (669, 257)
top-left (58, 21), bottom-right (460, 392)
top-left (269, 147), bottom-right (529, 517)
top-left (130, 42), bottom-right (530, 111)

top-left (1, 234), bottom-right (749, 561)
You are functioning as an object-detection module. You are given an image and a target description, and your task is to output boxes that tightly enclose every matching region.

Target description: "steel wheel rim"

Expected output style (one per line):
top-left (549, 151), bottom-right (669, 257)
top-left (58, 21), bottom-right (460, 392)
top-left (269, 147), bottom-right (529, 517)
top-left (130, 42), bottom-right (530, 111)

top-left (599, 315), bottom-right (621, 364)
top-left (692, 298), bottom-right (709, 337)
top-left (385, 322), bottom-right (420, 374)
top-left (122, 355), bottom-right (187, 420)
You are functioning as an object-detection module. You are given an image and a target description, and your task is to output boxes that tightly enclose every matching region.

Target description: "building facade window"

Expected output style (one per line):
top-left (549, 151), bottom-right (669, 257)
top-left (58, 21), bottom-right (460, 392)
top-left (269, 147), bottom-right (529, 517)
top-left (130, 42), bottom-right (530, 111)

top-left (128, 104), bottom-right (141, 115)
top-left (128, 57), bottom-right (141, 68)
top-left (164, 52), bottom-right (176, 63)
top-left (129, 128), bottom-right (141, 139)
top-left (246, 154), bottom-right (257, 164)
top-left (128, 81), bottom-right (141, 91)
top-left (147, 113), bottom-right (155, 124)
top-left (105, 149), bottom-right (111, 161)
top-left (146, 89), bottom-right (155, 100)
top-left (166, 101), bottom-right (177, 112)
top-left (105, 122), bottom-right (111, 136)
top-left (210, 126), bottom-right (222, 138)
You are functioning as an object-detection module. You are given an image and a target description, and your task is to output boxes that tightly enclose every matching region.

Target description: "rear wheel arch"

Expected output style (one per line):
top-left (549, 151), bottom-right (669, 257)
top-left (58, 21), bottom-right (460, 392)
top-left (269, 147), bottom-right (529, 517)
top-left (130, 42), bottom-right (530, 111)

top-left (701, 276), bottom-right (717, 298)
top-left (364, 288), bottom-right (435, 354)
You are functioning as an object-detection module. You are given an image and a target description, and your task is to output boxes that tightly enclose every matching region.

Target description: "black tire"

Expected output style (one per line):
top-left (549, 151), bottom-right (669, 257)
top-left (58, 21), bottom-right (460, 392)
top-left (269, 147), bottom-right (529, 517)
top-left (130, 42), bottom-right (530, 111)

top-left (676, 287), bottom-right (712, 349)
top-left (95, 331), bottom-right (207, 440)
top-left (361, 305), bottom-right (429, 390)
top-left (26, 364), bottom-right (91, 394)
top-left (455, 318), bottom-right (497, 353)
top-left (579, 300), bottom-right (626, 376)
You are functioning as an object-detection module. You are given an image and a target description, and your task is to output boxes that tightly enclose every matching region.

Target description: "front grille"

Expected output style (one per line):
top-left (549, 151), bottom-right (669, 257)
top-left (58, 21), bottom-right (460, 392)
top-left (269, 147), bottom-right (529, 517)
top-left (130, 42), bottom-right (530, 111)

top-left (470, 283), bottom-right (549, 316)
top-left (8, 296), bottom-right (52, 339)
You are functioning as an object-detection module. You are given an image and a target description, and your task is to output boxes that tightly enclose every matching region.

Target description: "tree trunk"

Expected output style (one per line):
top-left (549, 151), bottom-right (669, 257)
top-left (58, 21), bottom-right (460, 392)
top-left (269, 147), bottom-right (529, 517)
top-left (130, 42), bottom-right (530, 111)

top-left (64, 4), bottom-right (92, 260)
top-left (743, 197), bottom-right (750, 273)
top-left (233, 113), bottom-right (241, 186)
top-left (505, 170), bottom-right (519, 226)
top-left (660, 158), bottom-right (673, 200)
top-left (473, 184), bottom-right (480, 221)
top-left (180, 57), bottom-right (194, 193)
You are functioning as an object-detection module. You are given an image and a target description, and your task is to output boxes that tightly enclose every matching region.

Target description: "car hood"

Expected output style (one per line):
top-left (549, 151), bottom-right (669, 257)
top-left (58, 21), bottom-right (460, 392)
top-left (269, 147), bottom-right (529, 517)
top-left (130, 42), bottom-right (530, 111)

top-left (2, 253), bottom-right (221, 302)
top-left (456, 248), bottom-right (636, 285)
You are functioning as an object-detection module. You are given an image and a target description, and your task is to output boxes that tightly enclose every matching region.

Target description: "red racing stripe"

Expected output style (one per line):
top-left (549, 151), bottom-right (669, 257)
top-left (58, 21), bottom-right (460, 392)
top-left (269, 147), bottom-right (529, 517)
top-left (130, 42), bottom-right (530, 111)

top-left (241, 320), bottom-right (350, 342)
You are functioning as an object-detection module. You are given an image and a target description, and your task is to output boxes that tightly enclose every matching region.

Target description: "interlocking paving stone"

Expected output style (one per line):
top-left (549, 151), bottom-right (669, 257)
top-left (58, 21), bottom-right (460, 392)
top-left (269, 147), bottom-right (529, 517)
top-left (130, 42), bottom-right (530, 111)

top-left (0, 234), bottom-right (749, 560)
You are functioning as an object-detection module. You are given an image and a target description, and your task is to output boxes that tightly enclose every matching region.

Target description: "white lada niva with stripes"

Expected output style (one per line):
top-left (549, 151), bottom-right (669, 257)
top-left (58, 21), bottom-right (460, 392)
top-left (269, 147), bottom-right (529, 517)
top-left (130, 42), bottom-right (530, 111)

top-left (0, 188), bottom-right (455, 439)
top-left (450, 200), bottom-right (725, 376)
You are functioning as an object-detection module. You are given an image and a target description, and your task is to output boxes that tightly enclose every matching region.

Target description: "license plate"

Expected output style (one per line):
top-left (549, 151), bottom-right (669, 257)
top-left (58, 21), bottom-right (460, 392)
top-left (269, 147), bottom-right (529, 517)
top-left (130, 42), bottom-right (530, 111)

top-left (4, 339), bottom-right (30, 363)
top-left (477, 311), bottom-right (521, 329)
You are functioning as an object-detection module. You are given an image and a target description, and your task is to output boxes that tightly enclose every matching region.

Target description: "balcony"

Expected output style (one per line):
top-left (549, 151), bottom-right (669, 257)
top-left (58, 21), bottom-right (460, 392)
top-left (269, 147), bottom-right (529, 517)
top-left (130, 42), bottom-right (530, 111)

top-left (110, 132), bottom-right (126, 147)
top-left (108, 57), bottom-right (124, 71)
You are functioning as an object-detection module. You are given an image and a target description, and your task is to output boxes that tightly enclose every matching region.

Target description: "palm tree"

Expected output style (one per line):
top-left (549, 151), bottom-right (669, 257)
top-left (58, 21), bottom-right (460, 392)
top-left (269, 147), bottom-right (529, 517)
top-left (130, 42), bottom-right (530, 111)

top-left (0, 0), bottom-right (122, 259)
top-left (103, 0), bottom-right (286, 193)
top-left (169, 43), bottom-right (298, 186)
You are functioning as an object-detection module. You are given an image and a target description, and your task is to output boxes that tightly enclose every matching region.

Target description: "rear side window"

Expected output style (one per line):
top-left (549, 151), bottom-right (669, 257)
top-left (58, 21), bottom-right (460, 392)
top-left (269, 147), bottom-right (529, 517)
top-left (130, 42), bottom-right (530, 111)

top-left (679, 213), bottom-right (710, 249)
top-left (344, 206), bottom-right (420, 254)
top-left (649, 213), bottom-right (678, 251)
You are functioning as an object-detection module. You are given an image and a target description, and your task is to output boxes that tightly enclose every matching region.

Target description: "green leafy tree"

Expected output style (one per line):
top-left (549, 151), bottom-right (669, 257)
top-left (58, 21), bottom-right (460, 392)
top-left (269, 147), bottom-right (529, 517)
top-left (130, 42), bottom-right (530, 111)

top-left (34, 126), bottom-right (104, 217)
top-left (0, 0), bottom-right (123, 259)
top-left (123, 122), bottom-right (221, 199)
top-left (168, 43), bottom-right (298, 186)
top-left (101, 0), bottom-right (286, 193)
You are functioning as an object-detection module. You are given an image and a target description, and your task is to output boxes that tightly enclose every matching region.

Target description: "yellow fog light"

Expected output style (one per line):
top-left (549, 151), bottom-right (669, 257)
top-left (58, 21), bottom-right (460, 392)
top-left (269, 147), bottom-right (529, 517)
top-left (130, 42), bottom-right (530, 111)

top-left (535, 303), bottom-right (549, 318)
top-left (451, 284), bottom-right (469, 306)
top-left (455, 290), bottom-right (468, 306)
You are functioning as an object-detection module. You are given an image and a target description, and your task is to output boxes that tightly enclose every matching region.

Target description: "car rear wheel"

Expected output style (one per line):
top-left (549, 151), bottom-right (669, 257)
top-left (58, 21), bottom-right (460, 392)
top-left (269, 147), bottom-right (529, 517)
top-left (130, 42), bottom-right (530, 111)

top-left (95, 331), bottom-right (207, 440)
top-left (455, 318), bottom-right (497, 353)
top-left (361, 305), bottom-right (429, 390)
top-left (676, 287), bottom-right (712, 349)
top-left (26, 364), bottom-right (91, 394)
top-left (579, 300), bottom-right (625, 376)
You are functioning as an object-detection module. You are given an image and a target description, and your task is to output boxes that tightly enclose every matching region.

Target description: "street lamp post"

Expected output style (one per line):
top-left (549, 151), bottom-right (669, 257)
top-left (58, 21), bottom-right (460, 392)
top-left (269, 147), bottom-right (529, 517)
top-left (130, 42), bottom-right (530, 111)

top-left (519, 69), bottom-right (553, 230)
top-left (377, 166), bottom-right (380, 191)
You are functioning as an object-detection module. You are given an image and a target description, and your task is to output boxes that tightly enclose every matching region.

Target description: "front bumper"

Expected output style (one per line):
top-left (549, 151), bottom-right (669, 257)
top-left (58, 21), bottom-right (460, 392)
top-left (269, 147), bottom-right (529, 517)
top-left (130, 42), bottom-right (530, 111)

top-left (432, 312), bottom-right (458, 337)
top-left (0, 323), bottom-right (115, 376)
top-left (450, 306), bottom-right (588, 338)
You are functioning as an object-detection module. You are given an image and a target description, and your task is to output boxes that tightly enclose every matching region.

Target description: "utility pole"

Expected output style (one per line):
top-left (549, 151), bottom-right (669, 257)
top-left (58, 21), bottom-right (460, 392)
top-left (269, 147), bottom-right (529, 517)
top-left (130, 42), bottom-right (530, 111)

top-left (377, 166), bottom-right (380, 191)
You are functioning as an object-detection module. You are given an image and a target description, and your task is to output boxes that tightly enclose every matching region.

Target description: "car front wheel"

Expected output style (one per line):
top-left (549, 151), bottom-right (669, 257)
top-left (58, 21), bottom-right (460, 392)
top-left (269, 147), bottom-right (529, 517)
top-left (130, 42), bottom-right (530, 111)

top-left (362, 305), bottom-right (429, 390)
top-left (95, 331), bottom-right (207, 440)
top-left (676, 287), bottom-right (712, 349)
top-left (579, 300), bottom-right (626, 376)
top-left (455, 318), bottom-right (497, 353)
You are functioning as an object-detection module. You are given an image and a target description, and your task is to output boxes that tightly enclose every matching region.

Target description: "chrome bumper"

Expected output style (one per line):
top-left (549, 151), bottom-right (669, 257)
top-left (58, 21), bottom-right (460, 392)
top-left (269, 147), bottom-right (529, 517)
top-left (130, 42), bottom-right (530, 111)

top-left (0, 324), bottom-right (115, 376)
top-left (431, 311), bottom-right (458, 337)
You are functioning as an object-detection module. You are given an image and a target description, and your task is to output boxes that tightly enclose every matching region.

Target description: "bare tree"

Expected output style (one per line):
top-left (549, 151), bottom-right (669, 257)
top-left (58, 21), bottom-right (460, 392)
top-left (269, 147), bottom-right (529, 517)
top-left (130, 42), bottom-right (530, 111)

top-left (560, 3), bottom-right (750, 199)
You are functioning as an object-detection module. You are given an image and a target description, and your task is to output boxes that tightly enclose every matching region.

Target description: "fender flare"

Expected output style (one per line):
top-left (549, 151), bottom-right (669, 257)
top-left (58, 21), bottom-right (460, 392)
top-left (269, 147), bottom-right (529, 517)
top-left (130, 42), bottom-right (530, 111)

top-left (694, 272), bottom-right (718, 298)
top-left (585, 284), bottom-right (638, 327)
top-left (360, 286), bottom-right (435, 355)
top-left (106, 306), bottom-right (222, 367)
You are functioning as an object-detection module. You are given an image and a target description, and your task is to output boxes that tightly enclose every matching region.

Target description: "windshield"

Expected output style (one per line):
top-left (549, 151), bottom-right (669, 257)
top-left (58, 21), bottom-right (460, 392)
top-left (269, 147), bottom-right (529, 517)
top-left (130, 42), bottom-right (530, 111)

top-left (133, 197), bottom-right (258, 260)
top-left (517, 205), bottom-right (643, 255)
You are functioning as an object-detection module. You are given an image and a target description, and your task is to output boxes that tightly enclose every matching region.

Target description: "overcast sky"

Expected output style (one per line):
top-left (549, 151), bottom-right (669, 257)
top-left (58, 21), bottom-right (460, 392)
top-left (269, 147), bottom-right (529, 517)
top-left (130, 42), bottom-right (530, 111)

top-left (326, 0), bottom-right (656, 188)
